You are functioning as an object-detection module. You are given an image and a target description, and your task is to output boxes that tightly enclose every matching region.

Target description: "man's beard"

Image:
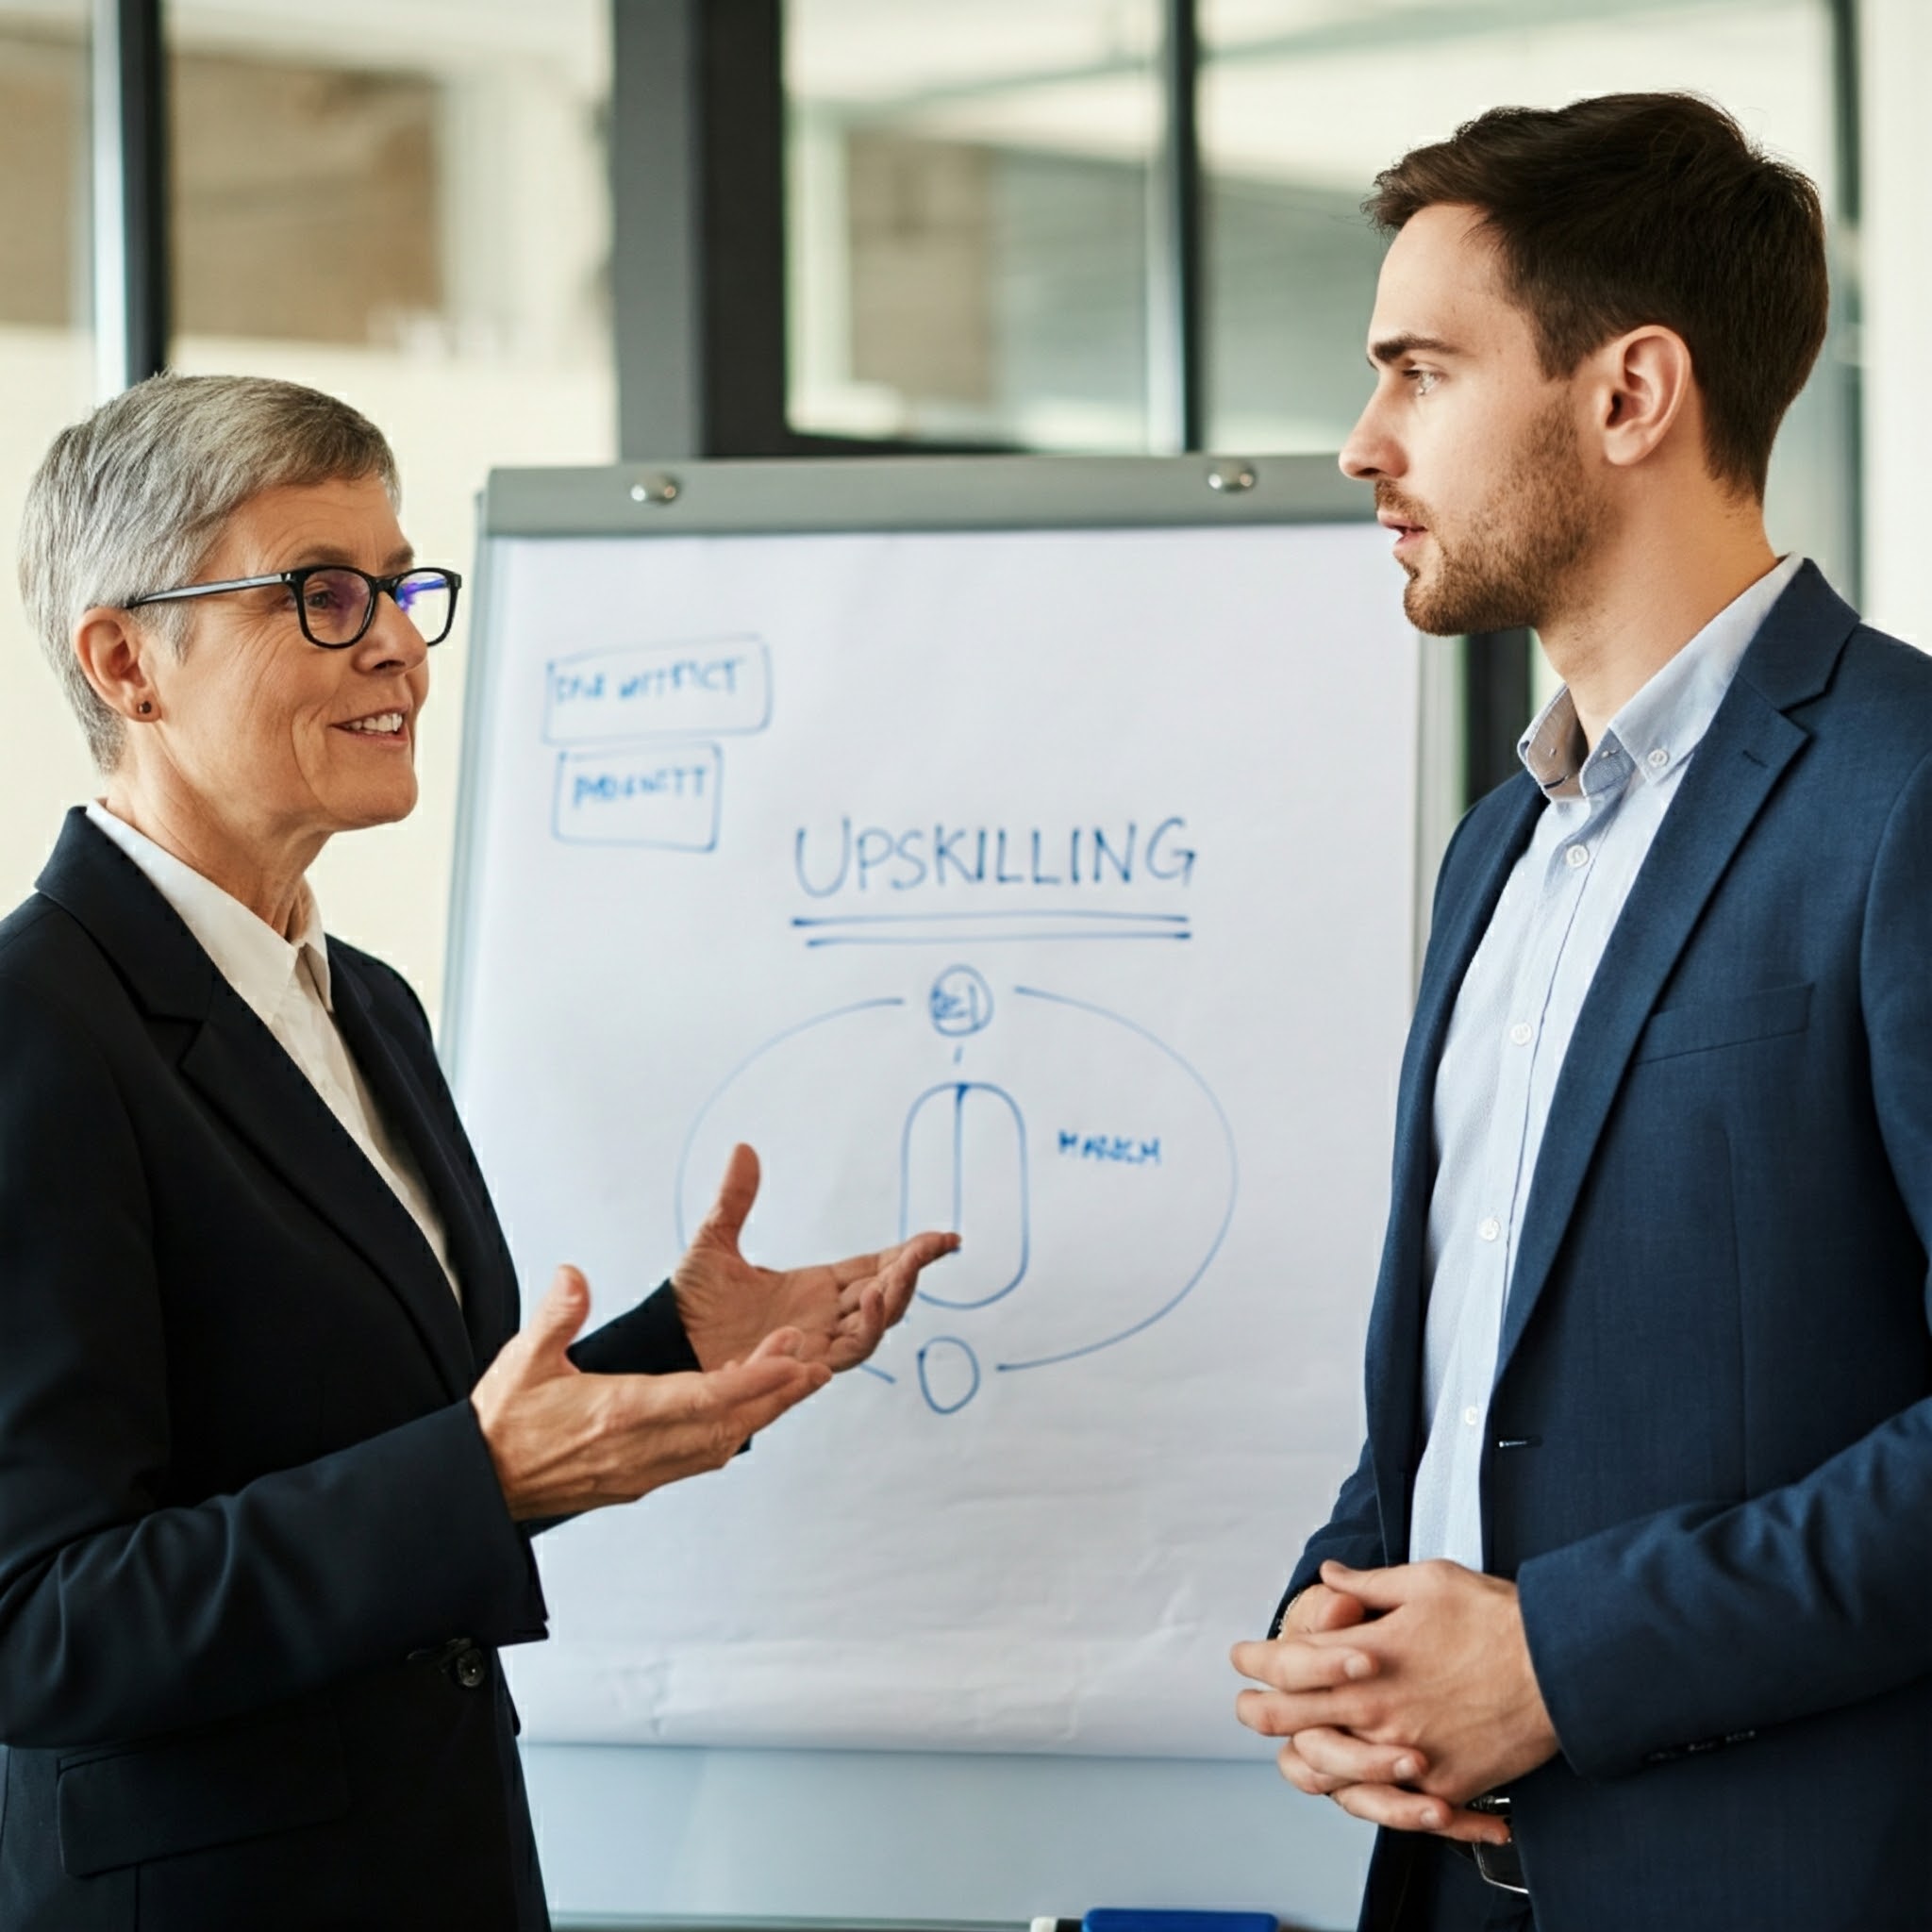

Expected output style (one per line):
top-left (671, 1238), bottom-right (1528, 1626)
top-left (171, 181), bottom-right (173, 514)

top-left (1385, 401), bottom-right (1599, 637)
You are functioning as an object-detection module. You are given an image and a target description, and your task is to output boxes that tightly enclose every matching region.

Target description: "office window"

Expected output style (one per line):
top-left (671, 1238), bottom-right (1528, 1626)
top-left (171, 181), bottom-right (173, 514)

top-left (163, 0), bottom-right (617, 1007)
top-left (786, 0), bottom-right (1163, 449)
top-left (0, 4), bottom-right (95, 911)
top-left (1201, 0), bottom-right (1854, 591)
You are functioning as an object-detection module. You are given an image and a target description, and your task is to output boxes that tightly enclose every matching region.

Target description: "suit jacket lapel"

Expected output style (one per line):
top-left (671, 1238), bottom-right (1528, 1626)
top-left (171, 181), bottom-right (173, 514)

top-left (1491, 569), bottom-right (1855, 1385)
top-left (36, 811), bottom-right (475, 1401)
top-left (1366, 776), bottom-right (1541, 1522)
top-left (329, 962), bottom-right (515, 1371)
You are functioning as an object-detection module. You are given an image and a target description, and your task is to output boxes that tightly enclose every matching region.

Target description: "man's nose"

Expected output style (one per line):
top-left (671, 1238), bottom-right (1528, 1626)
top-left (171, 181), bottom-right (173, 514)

top-left (1340, 397), bottom-right (1400, 483)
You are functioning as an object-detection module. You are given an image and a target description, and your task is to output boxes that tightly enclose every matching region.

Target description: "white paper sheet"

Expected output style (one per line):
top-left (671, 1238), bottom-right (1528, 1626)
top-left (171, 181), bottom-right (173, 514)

top-left (450, 520), bottom-right (1419, 1757)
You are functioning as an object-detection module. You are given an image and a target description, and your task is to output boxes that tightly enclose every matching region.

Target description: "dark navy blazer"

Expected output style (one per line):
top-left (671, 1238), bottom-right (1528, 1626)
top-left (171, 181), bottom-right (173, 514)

top-left (1283, 565), bottom-right (1932, 1931)
top-left (0, 811), bottom-right (695, 1931)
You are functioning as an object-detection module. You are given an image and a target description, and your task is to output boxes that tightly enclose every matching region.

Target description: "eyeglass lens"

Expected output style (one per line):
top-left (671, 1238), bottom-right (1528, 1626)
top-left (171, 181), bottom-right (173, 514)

top-left (298, 569), bottom-right (454, 646)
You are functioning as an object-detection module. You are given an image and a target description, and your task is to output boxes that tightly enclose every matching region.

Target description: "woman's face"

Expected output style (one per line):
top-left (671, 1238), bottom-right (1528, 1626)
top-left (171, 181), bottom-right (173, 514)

top-left (145, 473), bottom-right (432, 848)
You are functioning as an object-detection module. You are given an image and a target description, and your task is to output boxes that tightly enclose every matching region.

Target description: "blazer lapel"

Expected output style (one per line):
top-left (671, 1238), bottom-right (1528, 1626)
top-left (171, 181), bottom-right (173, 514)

top-left (1366, 776), bottom-right (1541, 1518)
top-left (1492, 568), bottom-right (1856, 1384)
top-left (328, 962), bottom-right (515, 1371)
top-left (36, 811), bottom-right (475, 1402)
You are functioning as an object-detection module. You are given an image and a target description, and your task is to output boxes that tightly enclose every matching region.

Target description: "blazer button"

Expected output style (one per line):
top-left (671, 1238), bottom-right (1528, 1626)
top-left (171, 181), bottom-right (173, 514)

top-left (455, 1643), bottom-right (487, 1690)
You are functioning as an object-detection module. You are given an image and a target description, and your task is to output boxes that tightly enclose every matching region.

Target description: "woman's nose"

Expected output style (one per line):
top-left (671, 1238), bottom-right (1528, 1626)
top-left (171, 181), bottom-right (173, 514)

top-left (356, 593), bottom-right (429, 669)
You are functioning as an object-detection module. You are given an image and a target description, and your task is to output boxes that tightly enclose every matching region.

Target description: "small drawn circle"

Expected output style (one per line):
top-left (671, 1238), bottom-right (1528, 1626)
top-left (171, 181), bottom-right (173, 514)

top-left (917, 1336), bottom-right (983, 1414)
top-left (929, 966), bottom-right (994, 1038)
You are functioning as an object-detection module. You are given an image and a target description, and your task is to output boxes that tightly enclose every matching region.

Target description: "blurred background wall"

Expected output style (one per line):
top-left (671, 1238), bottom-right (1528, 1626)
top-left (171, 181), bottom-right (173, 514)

top-left (1, 0), bottom-right (1925, 1018)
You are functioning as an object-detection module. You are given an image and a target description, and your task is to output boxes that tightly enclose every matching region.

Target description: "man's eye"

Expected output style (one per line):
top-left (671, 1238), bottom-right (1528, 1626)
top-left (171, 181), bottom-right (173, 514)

top-left (1407, 367), bottom-right (1441, 397)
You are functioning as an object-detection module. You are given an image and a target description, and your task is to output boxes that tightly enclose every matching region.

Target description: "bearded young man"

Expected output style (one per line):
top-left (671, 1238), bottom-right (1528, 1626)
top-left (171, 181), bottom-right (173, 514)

top-left (1230, 94), bottom-right (1932, 1932)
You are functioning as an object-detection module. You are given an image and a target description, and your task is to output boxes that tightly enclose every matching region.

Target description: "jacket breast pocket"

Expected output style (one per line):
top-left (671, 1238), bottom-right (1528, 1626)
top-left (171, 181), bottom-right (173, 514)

top-left (1632, 980), bottom-right (1814, 1065)
top-left (56, 1707), bottom-right (347, 1879)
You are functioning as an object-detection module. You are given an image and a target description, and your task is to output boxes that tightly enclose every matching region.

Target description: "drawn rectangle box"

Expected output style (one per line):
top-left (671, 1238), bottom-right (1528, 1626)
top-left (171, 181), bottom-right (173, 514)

top-left (545, 636), bottom-right (771, 745)
top-left (552, 744), bottom-right (723, 850)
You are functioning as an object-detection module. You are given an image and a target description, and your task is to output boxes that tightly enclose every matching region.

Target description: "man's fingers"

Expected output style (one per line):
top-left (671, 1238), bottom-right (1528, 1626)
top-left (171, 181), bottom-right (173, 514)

top-left (1291, 1725), bottom-right (1426, 1788)
top-left (1327, 1782), bottom-right (1510, 1845)
top-left (1274, 1738), bottom-right (1347, 1797)
top-left (1232, 1637), bottom-right (1377, 1691)
top-left (1294, 1586), bottom-right (1370, 1635)
top-left (1320, 1558), bottom-right (1423, 1613)
top-left (1237, 1685), bottom-right (1378, 1740)
top-left (695, 1142), bottom-right (760, 1252)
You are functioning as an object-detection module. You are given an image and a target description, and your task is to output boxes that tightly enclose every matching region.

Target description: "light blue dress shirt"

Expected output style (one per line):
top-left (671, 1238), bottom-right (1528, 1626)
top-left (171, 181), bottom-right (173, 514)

top-left (1407, 554), bottom-right (1804, 1570)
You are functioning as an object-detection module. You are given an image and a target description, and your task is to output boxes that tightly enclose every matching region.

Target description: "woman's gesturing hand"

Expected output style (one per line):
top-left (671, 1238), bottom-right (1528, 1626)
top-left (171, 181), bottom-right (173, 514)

top-left (673, 1143), bottom-right (960, 1373)
top-left (471, 1265), bottom-right (831, 1521)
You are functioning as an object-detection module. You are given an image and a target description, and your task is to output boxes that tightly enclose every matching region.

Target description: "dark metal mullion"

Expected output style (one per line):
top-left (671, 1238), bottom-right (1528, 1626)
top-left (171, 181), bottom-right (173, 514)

top-left (694, 0), bottom-right (790, 458)
top-left (1147, 0), bottom-right (1205, 453)
top-left (610, 0), bottom-right (703, 459)
top-left (91, 0), bottom-right (170, 396)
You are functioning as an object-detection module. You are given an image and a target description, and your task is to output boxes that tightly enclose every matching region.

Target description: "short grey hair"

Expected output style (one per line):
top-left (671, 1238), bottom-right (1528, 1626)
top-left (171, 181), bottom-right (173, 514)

top-left (18, 374), bottom-right (401, 770)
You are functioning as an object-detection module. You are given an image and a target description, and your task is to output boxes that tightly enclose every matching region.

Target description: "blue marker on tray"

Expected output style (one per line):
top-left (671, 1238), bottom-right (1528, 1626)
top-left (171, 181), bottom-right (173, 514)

top-left (1084, 1912), bottom-right (1279, 1932)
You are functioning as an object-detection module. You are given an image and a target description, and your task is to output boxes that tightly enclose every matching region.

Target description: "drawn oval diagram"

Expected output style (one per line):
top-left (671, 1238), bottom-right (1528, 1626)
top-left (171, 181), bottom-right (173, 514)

top-left (675, 978), bottom-right (1236, 1400)
top-left (917, 1336), bottom-right (982, 1414)
top-left (901, 1082), bottom-right (1029, 1310)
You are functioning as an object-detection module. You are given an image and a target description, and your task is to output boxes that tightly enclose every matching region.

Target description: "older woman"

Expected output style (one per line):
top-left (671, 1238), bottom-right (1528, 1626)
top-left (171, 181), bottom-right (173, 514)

top-left (0, 375), bottom-right (955, 1932)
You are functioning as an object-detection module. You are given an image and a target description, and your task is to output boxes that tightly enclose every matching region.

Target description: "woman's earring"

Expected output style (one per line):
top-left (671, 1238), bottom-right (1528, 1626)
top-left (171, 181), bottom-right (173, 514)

top-left (137, 701), bottom-right (153, 715)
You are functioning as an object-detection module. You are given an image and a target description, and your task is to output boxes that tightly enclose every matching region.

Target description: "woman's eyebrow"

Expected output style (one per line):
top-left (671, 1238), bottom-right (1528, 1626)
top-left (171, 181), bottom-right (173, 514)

top-left (276, 542), bottom-right (417, 572)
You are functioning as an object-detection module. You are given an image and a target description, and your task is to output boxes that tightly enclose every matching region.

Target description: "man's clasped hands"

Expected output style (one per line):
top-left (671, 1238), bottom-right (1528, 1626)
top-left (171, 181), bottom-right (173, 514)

top-left (1231, 1558), bottom-right (1565, 1849)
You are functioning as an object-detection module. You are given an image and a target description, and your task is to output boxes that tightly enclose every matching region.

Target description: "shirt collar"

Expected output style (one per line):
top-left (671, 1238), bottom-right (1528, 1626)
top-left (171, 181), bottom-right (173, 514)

top-left (1518, 554), bottom-right (1806, 798)
top-left (83, 801), bottom-right (334, 1025)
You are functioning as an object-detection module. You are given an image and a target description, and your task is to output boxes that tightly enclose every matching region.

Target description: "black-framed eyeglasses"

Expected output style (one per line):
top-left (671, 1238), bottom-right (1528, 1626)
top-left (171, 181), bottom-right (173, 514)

top-left (125, 565), bottom-right (463, 649)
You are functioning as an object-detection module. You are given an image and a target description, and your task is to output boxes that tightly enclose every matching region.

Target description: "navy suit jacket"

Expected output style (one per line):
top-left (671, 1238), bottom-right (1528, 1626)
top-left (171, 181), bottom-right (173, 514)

top-left (0, 811), bottom-right (696, 1931)
top-left (1284, 565), bottom-right (1932, 1931)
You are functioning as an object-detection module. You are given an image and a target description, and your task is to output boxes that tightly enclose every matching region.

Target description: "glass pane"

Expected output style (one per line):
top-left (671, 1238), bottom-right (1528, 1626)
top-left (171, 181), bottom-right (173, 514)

top-left (1201, 0), bottom-right (1852, 591)
top-left (787, 0), bottom-right (1163, 450)
top-left (0, 2), bottom-right (96, 914)
top-left (163, 0), bottom-right (616, 1007)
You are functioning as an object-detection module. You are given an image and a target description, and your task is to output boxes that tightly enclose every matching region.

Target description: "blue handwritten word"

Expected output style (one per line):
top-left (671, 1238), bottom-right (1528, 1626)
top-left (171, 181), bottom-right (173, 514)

top-left (629, 657), bottom-right (743, 699)
top-left (573, 761), bottom-right (710, 808)
top-left (549, 659), bottom-right (745, 705)
top-left (1058, 1131), bottom-right (1163, 1166)
top-left (793, 819), bottom-right (1197, 896)
top-left (544, 637), bottom-right (772, 744)
top-left (553, 742), bottom-right (723, 849)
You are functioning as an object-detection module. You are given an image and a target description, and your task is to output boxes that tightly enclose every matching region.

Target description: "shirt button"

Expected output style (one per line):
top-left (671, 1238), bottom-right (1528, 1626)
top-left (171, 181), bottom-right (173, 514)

top-left (1478, 1216), bottom-right (1502, 1242)
top-left (1647, 748), bottom-right (1670, 770)
top-left (1509, 1022), bottom-right (1533, 1046)
top-left (1463, 1406), bottom-right (1481, 1427)
top-left (1566, 844), bottom-right (1591, 870)
top-left (455, 1644), bottom-right (486, 1690)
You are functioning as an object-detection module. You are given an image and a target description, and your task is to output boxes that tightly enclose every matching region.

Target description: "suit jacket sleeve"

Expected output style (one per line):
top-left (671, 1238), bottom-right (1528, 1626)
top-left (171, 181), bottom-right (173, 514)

top-left (1272, 1436), bottom-right (1385, 1634)
top-left (568, 1283), bottom-right (701, 1376)
top-left (1516, 747), bottom-right (1932, 1780)
top-left (0, 975), bottom-right (545, 1751)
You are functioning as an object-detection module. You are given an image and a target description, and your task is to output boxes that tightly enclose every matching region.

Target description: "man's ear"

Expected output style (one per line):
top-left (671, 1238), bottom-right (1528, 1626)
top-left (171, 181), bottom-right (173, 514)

top-left (73, 608), bottom-right (166, 726)
top-left (1589, 325), bottom-right (1697, 474)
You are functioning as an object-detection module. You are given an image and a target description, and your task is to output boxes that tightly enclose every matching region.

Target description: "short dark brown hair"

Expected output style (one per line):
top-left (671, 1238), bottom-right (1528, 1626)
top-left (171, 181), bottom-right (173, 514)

top-left (1368, 92), bottom-right (1828, 499)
